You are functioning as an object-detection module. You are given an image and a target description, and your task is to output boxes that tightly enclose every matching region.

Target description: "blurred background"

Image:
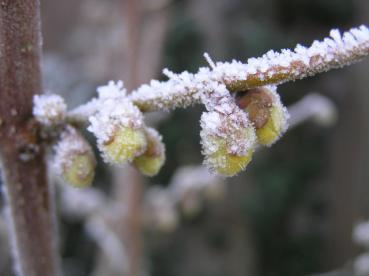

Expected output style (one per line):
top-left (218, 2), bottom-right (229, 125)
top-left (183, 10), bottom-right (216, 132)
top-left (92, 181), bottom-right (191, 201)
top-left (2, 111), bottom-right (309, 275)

top-left (1, 0), bottom-right (369, 275)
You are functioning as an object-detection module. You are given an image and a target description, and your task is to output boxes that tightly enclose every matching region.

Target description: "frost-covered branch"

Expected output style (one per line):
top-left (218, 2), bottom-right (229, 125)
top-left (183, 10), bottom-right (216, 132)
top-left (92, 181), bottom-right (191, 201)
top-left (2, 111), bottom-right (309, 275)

top-left (129, 25), bottom-right (369, 111)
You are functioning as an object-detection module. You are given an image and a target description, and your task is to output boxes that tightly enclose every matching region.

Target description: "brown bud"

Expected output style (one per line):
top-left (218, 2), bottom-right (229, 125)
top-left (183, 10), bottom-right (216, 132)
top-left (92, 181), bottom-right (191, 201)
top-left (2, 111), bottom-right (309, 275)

top-left (235, 88), bottom-right (273, 129)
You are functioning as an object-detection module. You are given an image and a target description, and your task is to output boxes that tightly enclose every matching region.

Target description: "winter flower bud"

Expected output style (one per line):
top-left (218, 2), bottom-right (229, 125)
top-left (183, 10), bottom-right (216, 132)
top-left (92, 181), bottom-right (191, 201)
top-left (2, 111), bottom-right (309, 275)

top-left (102, 126), bottom-right (147, 165)
top-left (33, 94), bottom-right (67, 126)
top-left (54, 126), bottom-right (96, 188)
top-left (133, 128), bottom-right (165, 176)
top-left (87, 83), bottom-right (147, 165)
top-left (200, 110), bottom-right (256, 176)
top-left (236, 85), bottom-right (288, 146)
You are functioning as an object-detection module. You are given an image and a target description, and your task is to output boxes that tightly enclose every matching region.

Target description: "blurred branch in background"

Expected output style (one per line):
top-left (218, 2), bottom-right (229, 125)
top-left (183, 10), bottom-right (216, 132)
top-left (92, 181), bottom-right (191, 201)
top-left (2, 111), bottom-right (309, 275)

top-left (288, 93), bottom-right (337, 128)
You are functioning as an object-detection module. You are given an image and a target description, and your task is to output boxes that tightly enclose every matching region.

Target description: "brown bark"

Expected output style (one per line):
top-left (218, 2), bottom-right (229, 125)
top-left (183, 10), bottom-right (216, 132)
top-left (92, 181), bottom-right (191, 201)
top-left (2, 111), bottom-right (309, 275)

top-left (0, 1), bottom-right (59, 276)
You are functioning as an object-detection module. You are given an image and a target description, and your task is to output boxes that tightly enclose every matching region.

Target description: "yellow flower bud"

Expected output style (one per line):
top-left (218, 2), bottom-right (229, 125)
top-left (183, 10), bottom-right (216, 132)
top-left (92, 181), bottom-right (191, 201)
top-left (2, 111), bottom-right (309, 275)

top-left (63, 154), bottom-right (96, 188)
top-left (102, 127), bottom-right (147, 165)
top-left (133, 128), bottom-right (165, 176)
top-left (206, 137), bottom-right (254, 176)
top-left (236, 86), bottom-right (288, 146)
top-left (256, 105), bottom-right (286, 146)
top-left (55, 126), bottom-right (96, 188)
top-left (200, 109), bottom-right (256, 176)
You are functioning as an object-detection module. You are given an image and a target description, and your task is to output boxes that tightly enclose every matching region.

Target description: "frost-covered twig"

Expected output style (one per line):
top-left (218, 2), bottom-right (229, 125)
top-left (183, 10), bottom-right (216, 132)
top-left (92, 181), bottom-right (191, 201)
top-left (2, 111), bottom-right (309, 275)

top-left (129, 26), bottom-right (369, 112)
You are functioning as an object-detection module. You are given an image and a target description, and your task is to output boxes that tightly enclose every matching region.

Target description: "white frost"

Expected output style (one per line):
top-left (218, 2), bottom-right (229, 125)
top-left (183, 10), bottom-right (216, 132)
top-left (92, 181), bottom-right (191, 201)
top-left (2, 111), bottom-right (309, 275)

top-left (33, 94), bottom-right (67, 126)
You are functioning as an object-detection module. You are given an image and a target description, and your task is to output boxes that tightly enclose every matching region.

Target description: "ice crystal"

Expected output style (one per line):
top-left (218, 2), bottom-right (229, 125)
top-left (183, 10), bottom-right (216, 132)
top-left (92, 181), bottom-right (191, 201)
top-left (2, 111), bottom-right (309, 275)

top-left (199, 82), bottom-right (257, 175)
top-left (87, 81), bottom-right (144, 147)
top-left (33, 94), bottom-right (67, 126)
top-left (68, 81), bottom-right (127, 124)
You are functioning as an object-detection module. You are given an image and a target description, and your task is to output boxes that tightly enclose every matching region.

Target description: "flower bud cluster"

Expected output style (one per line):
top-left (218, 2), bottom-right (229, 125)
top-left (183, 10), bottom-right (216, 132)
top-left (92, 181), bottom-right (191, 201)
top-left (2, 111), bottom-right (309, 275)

top-left (198, 79), bottom-right (289, 175)
top-left (86, 82), bottom-right (166, 175)
top-left (32, 26), bottom-right (369, 185)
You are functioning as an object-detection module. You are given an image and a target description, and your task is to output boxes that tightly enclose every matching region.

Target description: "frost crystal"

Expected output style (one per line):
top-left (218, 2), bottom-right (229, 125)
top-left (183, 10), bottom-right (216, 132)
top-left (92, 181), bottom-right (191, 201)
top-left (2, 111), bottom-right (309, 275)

top-left (129, 70), bottom-right (201, 112)
top-left (33, 94), bottom-right (67, 126)
top-left (87, 81), bottom-right (144, 146)
top-left (198, 82), bottom-right (257, 175)
top-left (216, 25), bottom-right (369, 90)
top-left (85, 81), bottom-right (148, 165)
top-left (68, 81), bottom-right (127, 124)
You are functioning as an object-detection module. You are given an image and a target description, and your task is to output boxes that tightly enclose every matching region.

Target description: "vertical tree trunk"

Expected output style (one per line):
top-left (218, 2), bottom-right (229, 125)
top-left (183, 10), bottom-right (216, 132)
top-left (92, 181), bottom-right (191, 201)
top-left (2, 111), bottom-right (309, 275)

top-left (0, 1), bottom-right (59, 276)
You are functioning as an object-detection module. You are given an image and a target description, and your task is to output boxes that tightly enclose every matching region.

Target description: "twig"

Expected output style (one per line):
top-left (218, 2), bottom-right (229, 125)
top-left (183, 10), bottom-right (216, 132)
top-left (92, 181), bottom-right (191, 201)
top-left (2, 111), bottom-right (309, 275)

top-left (129, 26), bottom-right (369, 112)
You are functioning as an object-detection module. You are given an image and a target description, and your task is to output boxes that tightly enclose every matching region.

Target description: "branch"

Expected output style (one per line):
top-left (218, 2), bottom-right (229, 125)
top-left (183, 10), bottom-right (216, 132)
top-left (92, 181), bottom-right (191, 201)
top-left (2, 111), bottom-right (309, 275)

top-left (128, 25), bottom-right (369, 112)
top-left (0, 1), bottom-right (60, 276)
